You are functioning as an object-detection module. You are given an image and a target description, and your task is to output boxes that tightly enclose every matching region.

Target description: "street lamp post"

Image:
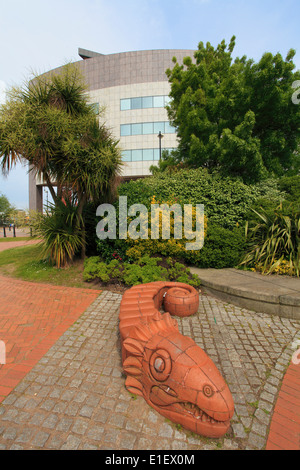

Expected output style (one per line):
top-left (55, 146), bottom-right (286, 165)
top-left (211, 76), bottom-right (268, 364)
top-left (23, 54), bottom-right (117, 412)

top-left (158, 131), bottom-right (164, 161)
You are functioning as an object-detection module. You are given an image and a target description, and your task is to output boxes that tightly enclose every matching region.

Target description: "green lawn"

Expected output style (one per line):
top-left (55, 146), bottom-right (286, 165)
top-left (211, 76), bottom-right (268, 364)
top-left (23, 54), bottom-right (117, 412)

top-left (0, 244), bottom-right (98, 289)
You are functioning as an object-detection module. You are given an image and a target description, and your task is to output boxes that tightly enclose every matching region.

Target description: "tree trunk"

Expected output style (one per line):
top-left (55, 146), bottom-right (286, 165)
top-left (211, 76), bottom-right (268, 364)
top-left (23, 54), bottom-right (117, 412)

top-left (44, 172), bottom-right (57, 204)
top-left (57, 183), bottom-right (63, 200)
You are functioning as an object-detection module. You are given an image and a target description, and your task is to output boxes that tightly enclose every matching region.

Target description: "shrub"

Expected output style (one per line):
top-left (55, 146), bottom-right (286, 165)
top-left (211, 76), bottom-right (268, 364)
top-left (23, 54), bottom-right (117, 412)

top-left (83, 257), bottom-right (122, 282)
top-left (94, 169), bottom-right (285, 271)
top-left (183, 224), bottom-right (246, 269)
top-left (96, 192), bottom-right (207, 264)
top-left (33, 200), bottom-right (84, 268)
top-left (118, 169), bottom-right (285, 230)
top-left (96, 238), bottom-right (128, 263)
top-left (123, 256), bottom-right (168, 285)
top-left (278, 175), bottom-right (300, 203)
top-left (83, 255), bottom-right (201, 287)
top-left (166, 258), bottom-right (201, 286)
top-left (241, 205), bottom-right (300, 276)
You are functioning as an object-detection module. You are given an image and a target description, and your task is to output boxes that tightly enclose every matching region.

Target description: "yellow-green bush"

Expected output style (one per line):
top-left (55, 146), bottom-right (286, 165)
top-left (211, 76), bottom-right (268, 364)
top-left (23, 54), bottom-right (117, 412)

top-left (83, 255), bottom-right (201, 287)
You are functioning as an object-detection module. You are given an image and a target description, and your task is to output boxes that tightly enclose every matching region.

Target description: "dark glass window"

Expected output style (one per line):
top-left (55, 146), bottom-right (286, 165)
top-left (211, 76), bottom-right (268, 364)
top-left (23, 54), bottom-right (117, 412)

top-left (131, 97), bottom-right (142, 109)
top-left (142, 96), bottom-right (153, 108)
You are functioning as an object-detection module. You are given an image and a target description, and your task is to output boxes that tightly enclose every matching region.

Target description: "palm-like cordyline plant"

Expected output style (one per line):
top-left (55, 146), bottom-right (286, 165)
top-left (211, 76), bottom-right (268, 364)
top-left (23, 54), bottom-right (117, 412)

top-left (0, 63), bottom-right (122, 266)
top-left (33, 199), bottom-right (85, 268)
top-left (0, 64), bottom-right (111, 197)
top-left (240, 204), bottom-right (300, 276)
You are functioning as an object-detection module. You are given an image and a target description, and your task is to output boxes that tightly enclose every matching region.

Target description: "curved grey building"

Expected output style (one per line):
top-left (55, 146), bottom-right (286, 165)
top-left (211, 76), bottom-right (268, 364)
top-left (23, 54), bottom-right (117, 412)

top-left (29, 48), bottom-right (195, 211)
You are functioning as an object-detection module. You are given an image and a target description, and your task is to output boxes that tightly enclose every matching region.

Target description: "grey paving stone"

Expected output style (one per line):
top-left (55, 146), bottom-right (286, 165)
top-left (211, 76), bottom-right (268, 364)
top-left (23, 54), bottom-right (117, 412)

top-left (61, 434), bottom-right (81, 450)
top-left (86, 425), bottom-right (104, 441)
top-left (0, 290), bottom-right (299, 451)
top-left (2, 427), bottom-right (17, 440)
top-left (31, 431), bottom-right (50, 448)
top-left (72, 417), bottom-right (89, 435)
top-left (247, 432), bottom-right (266, 450)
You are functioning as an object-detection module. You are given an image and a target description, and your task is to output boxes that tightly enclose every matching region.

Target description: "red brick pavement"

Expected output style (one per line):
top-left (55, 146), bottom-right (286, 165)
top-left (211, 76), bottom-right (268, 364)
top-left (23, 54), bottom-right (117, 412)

top-left (0, 275), bottom-right (101, 403)
top-left (0, 239), bottom-right (40, 252)
top-left (266, 361), bottom-right (300, 450)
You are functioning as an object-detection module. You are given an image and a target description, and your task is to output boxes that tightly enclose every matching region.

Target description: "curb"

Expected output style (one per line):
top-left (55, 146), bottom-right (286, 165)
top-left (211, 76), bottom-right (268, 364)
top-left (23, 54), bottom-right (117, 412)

top-left (190, 267), bottom-right (300, 321)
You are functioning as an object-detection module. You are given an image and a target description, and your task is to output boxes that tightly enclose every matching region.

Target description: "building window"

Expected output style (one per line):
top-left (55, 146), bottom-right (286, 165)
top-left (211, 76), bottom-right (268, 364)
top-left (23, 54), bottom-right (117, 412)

top-left (90, 103), bottom-right (100, 114)
top-left (142, 96), bottom-right (153, 108)
top-left (153, 122), bottom-right (165, 134)
top-left (132, 149), bottom-right (143, 161)
top-left (142, 122), bottom-right (154, 134)
top-left (143, 149), bottom-right (154, 161)
top-left (120, 95), bottom-right (170, 111)
top-left (120, 99), bottom-right (131, 111)
top-left (120, 121), bottom-right (175, 137)
top-left (120, 124), bottom-right (131, 136)
top-left (121, 148), bottom-right (175, 162)
top-left (132, 123), bottom-right (143, 135)
top-left (153, 96), bottom-right (165, 108)
top-left (122, 150), bottom-right (132, 162)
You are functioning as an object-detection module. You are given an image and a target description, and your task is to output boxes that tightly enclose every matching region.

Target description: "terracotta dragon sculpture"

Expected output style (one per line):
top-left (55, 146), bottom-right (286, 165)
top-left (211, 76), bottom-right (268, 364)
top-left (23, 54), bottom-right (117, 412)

top-left (119, 281), bottom-right (234, 438)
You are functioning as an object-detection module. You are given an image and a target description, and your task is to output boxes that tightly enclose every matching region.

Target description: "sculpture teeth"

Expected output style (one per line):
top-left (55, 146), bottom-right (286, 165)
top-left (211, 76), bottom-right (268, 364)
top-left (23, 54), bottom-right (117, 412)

top-left (182, 402), bottom-right (218, 424)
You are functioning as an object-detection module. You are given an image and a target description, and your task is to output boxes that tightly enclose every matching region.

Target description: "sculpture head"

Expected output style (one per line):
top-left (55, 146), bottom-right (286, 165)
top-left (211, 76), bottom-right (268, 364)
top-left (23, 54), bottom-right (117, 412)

top-left (122, 312), bottom-right (234, 438)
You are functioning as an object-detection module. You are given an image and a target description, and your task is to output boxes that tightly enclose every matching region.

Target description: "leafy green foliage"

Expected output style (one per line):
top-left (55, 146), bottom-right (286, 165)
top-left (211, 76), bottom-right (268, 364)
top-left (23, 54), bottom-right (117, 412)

top-left (93, 169), bottom-right (286, 271)
top-left (166, 37), bottom-right (300, 182)
top-left (83, 255), bottom-right (201, 287)
top-left (83, 257), bottom-right (122, 283)
top-left (278, 176), bottom-right (300, 203)
top-left (123, 256), bottom-right (168, 285)
top-left (118, 168), bottom-right (285, 229)
top-left (0, 193), bottom-right (15, 224)
top-left (166, 258), bottom-right (201, 286)
top-left (96, 237), bottom-right (129, 263)
top-left (241, 205), bottom-right (300, 276)
top-left (184, 224), bottom-right (246, 269)
top-left (0, 64), bottom-right (121, 260)
top-left (32, 200), bottom-right (85, 268)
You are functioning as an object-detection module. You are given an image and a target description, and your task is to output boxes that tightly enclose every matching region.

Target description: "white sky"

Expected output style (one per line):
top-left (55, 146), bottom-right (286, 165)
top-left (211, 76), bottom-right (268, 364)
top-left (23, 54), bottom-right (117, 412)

top-left (0, 0), bottom-right (299, 209)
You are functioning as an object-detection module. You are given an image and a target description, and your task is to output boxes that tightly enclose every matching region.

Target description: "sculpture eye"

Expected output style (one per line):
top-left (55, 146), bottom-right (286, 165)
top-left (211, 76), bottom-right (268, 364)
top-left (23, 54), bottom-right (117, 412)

top-left (154, 357), bottom-right (165, 372)
top-left (150, 349), bottom-right (172, 382)
top-left (203, 384), bottom-right (214, 398)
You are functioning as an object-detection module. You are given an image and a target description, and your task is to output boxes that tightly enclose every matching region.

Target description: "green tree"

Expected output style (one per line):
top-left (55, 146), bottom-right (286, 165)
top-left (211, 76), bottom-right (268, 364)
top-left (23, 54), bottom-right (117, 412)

top-left (166, 36), bottom-right (300, 182)
top-left (0, 64), bottom-right (122, 262)
top-left (0, 193), bottom-right (15, 224)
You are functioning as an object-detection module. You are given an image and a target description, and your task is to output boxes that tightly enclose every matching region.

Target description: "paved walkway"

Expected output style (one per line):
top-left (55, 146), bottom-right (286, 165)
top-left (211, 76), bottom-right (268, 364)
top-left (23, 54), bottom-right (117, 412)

top-left (191, 267), bottom-right (300, 450)
top-left (0, 228), bottom-right (31, 239)
top-left (0, 276), bottom-right (101, 403)
top-left (0, 273), bottom-right (299, 450)
top-left (266, 361), bottom-right (300, 449)
top-left (0, 240), bottom-right (40, 253)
